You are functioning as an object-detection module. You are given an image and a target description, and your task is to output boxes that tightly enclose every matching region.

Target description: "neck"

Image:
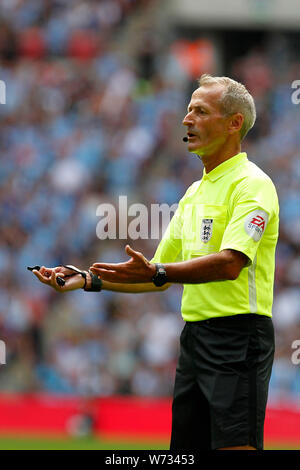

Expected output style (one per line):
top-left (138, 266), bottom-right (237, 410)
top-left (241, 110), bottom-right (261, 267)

top-left (199, 141), bottom-right (241, 174)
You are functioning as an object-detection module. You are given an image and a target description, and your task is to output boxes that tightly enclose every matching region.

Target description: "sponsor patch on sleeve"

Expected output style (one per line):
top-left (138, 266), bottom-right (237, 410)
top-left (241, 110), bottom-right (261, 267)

top-left (244, 210), bottom-right (269, 242)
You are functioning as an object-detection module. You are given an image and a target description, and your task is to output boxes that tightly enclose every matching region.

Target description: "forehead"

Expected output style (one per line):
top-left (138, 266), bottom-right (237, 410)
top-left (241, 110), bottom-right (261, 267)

top-left (188, 84), bottom-right (225, 110)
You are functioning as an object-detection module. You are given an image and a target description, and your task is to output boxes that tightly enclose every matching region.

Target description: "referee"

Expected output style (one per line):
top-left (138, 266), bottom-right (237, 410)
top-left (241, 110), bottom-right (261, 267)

top-left (33, 74), bottom-right (279, 450)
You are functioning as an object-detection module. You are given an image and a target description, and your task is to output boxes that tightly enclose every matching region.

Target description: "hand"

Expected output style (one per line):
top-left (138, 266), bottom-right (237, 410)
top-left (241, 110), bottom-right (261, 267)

top-left (90, 245), bottom-right (156, 283)
top-left (32, 266), bottom-right (86, 292)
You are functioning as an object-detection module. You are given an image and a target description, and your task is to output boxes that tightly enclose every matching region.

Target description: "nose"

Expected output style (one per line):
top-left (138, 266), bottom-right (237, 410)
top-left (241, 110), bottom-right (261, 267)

top-left (182, 112), bottom-right (193, 126)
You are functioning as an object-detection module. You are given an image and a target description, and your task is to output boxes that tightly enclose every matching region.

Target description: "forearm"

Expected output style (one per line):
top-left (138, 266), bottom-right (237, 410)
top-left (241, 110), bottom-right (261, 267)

top-left (101, 280), bottom-right (171, 293)
top-left (163, 250), bottom-right (245, 284)
top-left (84, 271), bottom-right (170, 293)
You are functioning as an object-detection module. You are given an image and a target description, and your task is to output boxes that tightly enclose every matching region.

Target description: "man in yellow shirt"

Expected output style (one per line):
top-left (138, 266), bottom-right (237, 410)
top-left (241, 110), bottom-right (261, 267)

top-left (33, 74), bottom-right (279, 450)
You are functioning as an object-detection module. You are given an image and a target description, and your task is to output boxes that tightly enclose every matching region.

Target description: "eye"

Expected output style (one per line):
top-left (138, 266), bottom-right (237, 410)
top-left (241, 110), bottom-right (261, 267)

top-left (186, 107), bottom-right (207, 115)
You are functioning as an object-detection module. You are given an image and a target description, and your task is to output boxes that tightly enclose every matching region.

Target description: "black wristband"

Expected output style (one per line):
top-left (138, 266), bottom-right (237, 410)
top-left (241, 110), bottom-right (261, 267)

top-left (84, 270), bottom-right (102, 292)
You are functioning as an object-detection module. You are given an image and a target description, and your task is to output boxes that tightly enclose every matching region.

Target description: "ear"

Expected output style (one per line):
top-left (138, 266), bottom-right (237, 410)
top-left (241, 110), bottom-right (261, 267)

top-left (228, 113), bottom-right (244, 135)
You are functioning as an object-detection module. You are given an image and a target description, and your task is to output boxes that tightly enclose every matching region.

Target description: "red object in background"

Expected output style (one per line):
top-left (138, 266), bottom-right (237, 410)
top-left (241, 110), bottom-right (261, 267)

top-left (171, 39), bottom-right (215, 79)
top-left (264, 404), bottom-right (300, 444)
top-left (0, 394), bottom-right (171, 439)
top-left (98, 396), bottom-right (171, 439)
top-left (18, 28), bottom-right (46, 59)
top-left (0, 394), bottom-right (299, 446)
top-left (67, 30), bottom-right (99, 60)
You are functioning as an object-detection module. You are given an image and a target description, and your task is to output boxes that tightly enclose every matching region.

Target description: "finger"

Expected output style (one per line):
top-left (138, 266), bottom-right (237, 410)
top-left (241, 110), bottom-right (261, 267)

top-left (40, 266), bottom-right (53, 278)
top-left (91, 262), bottom-right (124, 269)
top-left (89, 267), bottom-right (101, 275)
top-left (53, 267), bottom-right (65, 277)
top-left (32, 269), bottom-right (50, 284)
top-left (90, 267), bottom-right (116, 275)
top-left (89, 268), bottom-right (126, 283)
top-left (40, 266), bottom-right (50, 276)
top-left (54, 266), bottom-right (76, 276)
top-left (54, 266), bottom-right (64, 274)
top-left (39, 266), bottom-right (46, 275)
top-left (51, 269), bottom-right (62, 288)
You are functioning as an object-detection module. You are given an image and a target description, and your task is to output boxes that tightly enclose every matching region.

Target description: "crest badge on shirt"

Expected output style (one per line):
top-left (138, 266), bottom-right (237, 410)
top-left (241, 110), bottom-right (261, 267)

top-left (201, 218), bottom-right (213, 243)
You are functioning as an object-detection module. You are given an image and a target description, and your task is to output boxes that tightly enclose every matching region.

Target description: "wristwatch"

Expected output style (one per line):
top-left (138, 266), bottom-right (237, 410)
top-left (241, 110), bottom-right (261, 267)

top-left (152, 263), bottom-right (168, 287)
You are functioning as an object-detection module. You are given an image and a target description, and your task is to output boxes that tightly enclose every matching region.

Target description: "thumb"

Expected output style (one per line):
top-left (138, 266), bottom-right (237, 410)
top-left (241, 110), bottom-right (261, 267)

top-left (125, 245), bottom-right (140, 259)
top-left (126, 244), bottom-right (149, 264)
top-left (125, 244), bottom-right (134, 256)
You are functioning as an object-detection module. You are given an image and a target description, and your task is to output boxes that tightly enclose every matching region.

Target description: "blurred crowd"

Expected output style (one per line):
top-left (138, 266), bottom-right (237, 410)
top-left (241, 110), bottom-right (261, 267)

top-left (0, 0), bottom-right (300, 403)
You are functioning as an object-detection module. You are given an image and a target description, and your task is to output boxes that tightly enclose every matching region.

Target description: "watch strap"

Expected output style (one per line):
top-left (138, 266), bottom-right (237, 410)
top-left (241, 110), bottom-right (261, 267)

top-left (84, 270), bottom-right (102, 292)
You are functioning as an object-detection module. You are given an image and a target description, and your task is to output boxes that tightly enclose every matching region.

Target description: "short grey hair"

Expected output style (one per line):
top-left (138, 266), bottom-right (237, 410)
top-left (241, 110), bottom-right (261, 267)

top-left (197, 74), bottom-right (256, 141)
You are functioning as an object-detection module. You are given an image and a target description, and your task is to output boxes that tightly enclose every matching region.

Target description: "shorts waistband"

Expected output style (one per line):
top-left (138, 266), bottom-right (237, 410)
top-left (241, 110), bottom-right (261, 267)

top-left (186, 314), bottom-right (272, 327)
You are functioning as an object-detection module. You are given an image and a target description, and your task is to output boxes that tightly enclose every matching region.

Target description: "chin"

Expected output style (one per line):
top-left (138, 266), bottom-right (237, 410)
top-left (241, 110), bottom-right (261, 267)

top-left (188, 144), bottom-right (203, 154)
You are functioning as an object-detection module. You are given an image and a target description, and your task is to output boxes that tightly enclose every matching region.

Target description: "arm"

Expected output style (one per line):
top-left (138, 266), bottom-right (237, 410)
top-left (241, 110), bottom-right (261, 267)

top-left (32, 247), bottom-right (246, 293)
top-left (100, 280), bottom-right (171, 293)
top-left (90, 245), bottom-right (248, 284)
top-left (32, 265), bottom-right (170, 293)
top-left (162, 249), bottom-right (248, 283)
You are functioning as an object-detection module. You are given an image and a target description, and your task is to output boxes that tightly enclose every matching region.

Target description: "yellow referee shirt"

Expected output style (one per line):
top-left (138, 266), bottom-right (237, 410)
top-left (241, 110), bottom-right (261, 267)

top-left (151, 152), bottom-right (279, 321)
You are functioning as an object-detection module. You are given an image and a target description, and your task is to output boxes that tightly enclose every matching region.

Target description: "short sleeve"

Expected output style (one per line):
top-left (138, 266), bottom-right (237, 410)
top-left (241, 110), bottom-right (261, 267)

top-left (220, 178), bottom-right (276, 265)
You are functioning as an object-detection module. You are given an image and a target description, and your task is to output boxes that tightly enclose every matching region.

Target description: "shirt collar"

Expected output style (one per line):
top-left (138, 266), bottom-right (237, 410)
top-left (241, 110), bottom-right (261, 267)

top-left (202, 152), bottom-right (248, 182)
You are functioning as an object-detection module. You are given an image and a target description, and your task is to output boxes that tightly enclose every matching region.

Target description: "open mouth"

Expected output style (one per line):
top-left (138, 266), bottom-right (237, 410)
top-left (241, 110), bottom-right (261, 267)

top-left (187, 132), bottom-right (198, 139)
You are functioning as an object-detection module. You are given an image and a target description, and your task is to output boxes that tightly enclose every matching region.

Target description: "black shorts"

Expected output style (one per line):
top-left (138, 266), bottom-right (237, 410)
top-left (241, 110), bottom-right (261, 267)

top-left (170, 314), bottom-right (275, 451)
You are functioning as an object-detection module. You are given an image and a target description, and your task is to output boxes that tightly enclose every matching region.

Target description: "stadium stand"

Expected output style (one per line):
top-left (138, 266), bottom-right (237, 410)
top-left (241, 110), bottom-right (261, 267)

top-left (0, 0), bottom-right (300, 409)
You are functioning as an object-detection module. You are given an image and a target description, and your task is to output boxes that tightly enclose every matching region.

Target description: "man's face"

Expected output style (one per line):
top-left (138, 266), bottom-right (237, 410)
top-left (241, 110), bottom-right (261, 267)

top-left (183, 84), bottom-right (230, 156)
